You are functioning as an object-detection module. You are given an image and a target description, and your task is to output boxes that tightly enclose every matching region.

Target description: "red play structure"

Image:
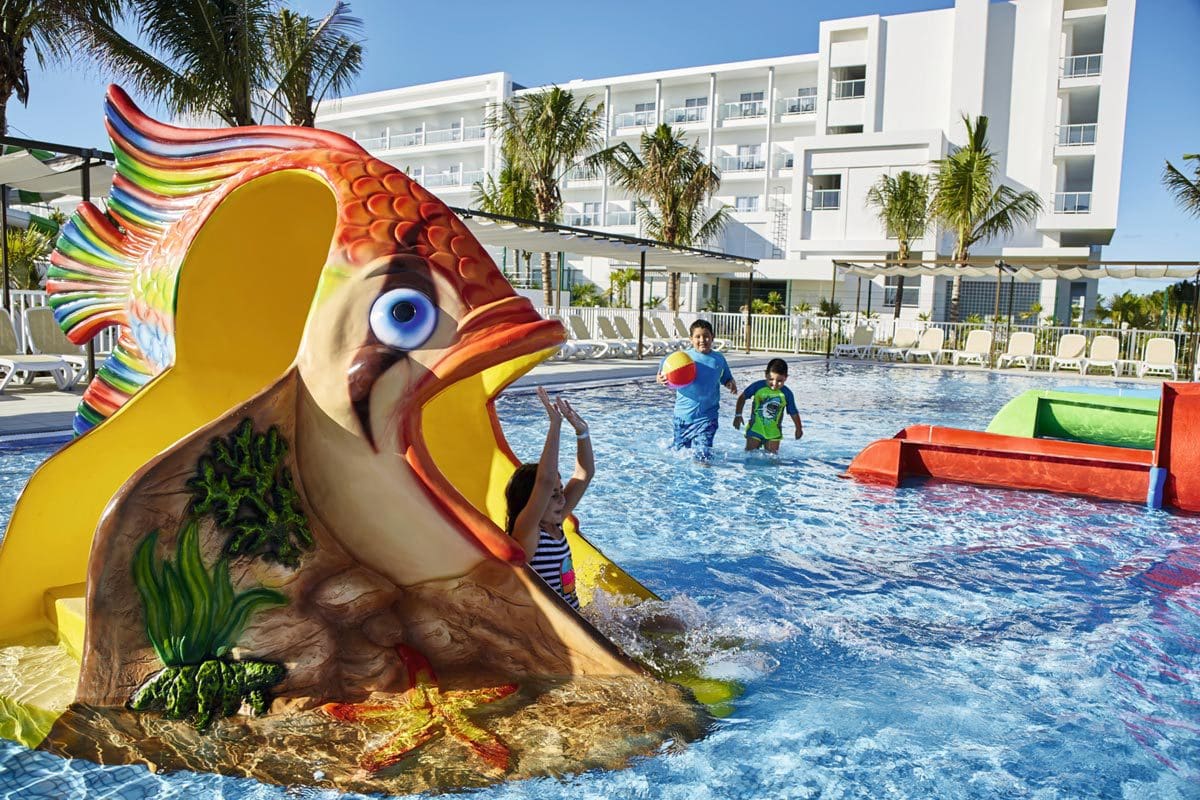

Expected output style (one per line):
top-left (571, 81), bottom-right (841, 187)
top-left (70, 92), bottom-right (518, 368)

top-left (846, 383), bottom-right (1200, 512)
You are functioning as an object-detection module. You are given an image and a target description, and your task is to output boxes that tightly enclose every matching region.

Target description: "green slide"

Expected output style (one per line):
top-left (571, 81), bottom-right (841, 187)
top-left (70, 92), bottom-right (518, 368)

top-left (986, 389), bottom-right (1160, 450)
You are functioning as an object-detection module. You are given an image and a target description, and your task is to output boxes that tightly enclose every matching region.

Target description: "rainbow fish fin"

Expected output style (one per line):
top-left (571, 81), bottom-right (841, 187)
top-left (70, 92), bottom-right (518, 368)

top-left (47, 85), bottom-right (361, 434)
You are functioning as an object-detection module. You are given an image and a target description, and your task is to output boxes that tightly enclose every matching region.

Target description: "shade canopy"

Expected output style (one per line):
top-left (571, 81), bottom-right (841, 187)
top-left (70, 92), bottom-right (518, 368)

top-left (836, 259), bottom-right (1200, 282)
top-left (449, 207), bottom-right (757, 274)
top-left (0, 149), bottom-right (114, 201)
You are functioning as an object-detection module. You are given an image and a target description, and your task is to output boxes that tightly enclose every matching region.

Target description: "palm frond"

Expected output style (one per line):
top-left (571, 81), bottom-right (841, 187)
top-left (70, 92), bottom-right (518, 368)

top-left (1163, 154), bottom-right (1200, 218)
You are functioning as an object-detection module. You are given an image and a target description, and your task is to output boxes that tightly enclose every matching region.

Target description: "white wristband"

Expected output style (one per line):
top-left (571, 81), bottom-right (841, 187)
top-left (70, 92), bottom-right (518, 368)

top-left (576, 431), bottom-right (590, 440)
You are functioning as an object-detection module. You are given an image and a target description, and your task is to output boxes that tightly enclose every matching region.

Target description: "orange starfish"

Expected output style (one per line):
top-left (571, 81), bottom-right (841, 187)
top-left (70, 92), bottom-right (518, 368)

top-left (322, 645), bottom-right (518, 773)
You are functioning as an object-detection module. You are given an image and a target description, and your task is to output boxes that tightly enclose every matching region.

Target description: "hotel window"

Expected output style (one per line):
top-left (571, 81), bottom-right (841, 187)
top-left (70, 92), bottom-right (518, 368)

top-left (811, 175), bottom-right (840, 210)
top-left (582, 201), bottom-right (600, 226)
top-left (634, 101), bottom-right (655, 125)
top-left (735, 196), bottom-right (759, 213)
top-left (883, 276), bottom-right (919, 308)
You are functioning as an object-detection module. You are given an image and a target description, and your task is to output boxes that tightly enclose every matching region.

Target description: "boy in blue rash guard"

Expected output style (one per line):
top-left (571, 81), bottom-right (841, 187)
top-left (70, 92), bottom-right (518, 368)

top-left (733, 357), bottom-right (803, 453)
top-left (656, 319), bottom-right (737, 460)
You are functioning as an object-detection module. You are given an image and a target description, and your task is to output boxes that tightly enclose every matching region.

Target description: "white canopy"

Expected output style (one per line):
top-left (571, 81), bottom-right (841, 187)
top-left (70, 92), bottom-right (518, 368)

top-left (0, 149), bottom-right (114, 200)
top-left (836, 260), bottom-right (1200, 282)
top-left (450, 207), bottom-right (757, 274)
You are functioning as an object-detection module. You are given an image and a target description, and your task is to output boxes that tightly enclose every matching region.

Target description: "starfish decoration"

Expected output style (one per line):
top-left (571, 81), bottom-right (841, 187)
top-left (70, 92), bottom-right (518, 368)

top-left (322, 644), bottom-right (518, 773)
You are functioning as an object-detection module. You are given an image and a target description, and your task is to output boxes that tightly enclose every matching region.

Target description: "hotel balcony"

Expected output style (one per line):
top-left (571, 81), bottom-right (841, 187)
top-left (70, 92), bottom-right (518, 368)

top-left (718, 154), bottom-right (767, 174)
top-left (411, 168), bottom-right (485, 190)
top-left (613, 110), bottom-right (655, 131)
top-left (1055, 123), bottom-right (1098, 156)
top-left (778, 93), bottom-right (817, 118)
top-left (358, 125), bottom-right (485, 153)
top-left (722, 100), bottom-right (767, 123)
top-left (664, 105), bottom-right (708, 126)
top-left (563, 212), bottom-right (602, 227)
top-left (831, 79), bottom-right (865, 100)
top-left (811, 189), bottom-right (840, 210)
top-left (565, 165), bottom-right (603, 185)
top-left (775, 153), bottom-right (795, 173)
top-left (606, 210), bottom-right (637, 226)
top-left (1053, 191), bottom-right (1093, 214)
top-left (1061, 54), bottom-right (1102, 79)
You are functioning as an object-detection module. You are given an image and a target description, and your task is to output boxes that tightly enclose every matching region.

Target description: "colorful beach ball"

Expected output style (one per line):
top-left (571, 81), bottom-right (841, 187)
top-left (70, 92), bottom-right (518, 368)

top-left (662, 350), bottom-right (697, 388)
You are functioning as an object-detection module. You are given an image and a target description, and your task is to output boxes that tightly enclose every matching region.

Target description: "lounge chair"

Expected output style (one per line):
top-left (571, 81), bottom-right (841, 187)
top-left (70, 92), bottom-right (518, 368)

top-left (644, 317), bottom-right (684, 351)
top-left (0, 307), bottom-right (72, 392)
top-left (996, 331), bottom-right (1036, 369)
top-left (905, 327), bottom-right (946, 364)
top-left (1048, 334), bottom-right (1087, 372)
top-left (651, 317), bottom-right (688, 349)
top-left (613, 316), bottom-right (668, 356)
top-left (563, 314), bottom-right (612, 359)
top-left (596, 316), bottom-right (638, 357)
top-left (1082, 335), bottom-right (1121, 376)
top-left (22, 306), bottom-right (93, 386)
top-left (545, 316), bottom-right (582, 360)
top-left (834, 326), bottom-right (874, 359)
top-left (672, 317), bottom-right (731, 351)
top-left (950, 329), bottom-right (993, 366)
top-left (876, 327), bottom-right (919, 361)
top-left (1136, 337), bottom-right (1178, 380)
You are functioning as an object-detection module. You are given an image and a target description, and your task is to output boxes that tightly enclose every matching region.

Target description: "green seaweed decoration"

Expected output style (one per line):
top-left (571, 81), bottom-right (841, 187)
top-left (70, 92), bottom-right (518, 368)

top-left (187, 418), bottom-right (313, 567)
top-left (130, 519), bottom-right (288, 729)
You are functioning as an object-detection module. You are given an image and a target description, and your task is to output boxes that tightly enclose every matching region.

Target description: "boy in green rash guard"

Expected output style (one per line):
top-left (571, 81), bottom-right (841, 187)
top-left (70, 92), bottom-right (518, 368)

top-left (733, 358), bottom-right (803, 453)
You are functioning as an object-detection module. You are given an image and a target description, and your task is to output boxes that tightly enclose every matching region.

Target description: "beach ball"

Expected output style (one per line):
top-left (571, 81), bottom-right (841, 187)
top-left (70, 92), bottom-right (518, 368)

top-left (662, 350), bottom-right (697, 388)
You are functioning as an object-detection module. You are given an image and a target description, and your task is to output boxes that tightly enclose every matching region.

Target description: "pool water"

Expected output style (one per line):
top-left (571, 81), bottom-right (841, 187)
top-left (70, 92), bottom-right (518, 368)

top-left (2, 362), bottom-right (1199, 799)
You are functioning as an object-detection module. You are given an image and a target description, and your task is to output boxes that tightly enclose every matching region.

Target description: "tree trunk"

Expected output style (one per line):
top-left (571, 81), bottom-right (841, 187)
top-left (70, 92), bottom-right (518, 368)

top-left (667, 272), bottom-right (680, 311)
top-left (949, 274), bottom-right (963, 323)
top-left (892, 276), bottom-right (905, 319)
top-left (540, 250), bottom-right (554, 307)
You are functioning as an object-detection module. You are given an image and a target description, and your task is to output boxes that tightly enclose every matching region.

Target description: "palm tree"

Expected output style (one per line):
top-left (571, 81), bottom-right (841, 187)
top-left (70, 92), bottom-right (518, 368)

top-left (488, 87), bottom-right (605, 305)
top-left (77, 0), bottom-right (362, 128)
top-left (473, 161), bottom-right (537, 284)
top-left (932, 114), bottom-right (1042, 322)
top-left (865, 170), bottom-right (930, 319)
top-left (0, 1), bottom-right (122, 135)
top-left (5, 226), bottom-right (52, 289)
top-left (263, 3), bottom-right (363, 127)
top-left (1163, 153), bottom-right (1200, 218)
top-left (595, 123), bottom-right (729, 311)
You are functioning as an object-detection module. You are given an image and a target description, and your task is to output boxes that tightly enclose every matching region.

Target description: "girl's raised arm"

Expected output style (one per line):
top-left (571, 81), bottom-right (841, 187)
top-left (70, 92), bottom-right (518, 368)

top-left (510, 388), bottom-right (563, 558)
top-left (559, 397), bottom-right (593, 514)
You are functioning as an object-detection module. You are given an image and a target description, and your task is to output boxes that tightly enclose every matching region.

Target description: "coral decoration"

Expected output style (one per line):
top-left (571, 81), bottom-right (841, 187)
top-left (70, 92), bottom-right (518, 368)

top-left (322, 645), bottom-right (518, 773)
top-left (187, 419), bottom-right (312, 567)
top-left (129, 659), bottom-right (284, 730)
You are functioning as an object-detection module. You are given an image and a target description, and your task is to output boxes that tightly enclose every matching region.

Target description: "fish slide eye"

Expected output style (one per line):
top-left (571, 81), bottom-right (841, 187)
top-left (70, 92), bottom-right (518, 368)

top-left (369, 288), bottom-right (438, 351)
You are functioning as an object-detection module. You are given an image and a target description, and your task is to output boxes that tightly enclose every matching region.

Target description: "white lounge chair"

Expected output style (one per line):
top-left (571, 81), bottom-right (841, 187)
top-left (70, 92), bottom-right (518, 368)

top-left (0, 308), bottom-right (72, 392)
top-left (1136, 337), bottom-right (1178, 380)
top-left (997, 331), bottom-right (1036, 369)
top-left (596, 316), bottom-right (639, 357)
top-left (644, 317), bottom-right (684, 351)
top-left (950, 329), bottom-right (993, 366)
top-left (651, 317), bottom-right (688, 349)
top-left (564, 315), bottom-right (612, 359)
top-left (905, 327), bottom-right (946, 364)
top-left (1082, 335), bottom-right (1121, 376)
top-left (22, 305), bottom-right (94, 386)
top-left (614, 316), bottom-right (669, 356)
top-left (876, 327), bottom-right (919, 361)
top-left (834, 326), bottom-right (874, 359)
top-left (1048, 334), bottom-right (1087, 372)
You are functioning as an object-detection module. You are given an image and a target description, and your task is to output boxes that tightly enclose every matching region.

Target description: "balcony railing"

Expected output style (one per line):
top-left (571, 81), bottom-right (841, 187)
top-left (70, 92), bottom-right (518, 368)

top-left (1062, 54), bottom-right (1103, 79)
top-left (1054, 192), bottom-right (1093, 214)
top-left (606, 210), bottom-right (637, 226)
top-left (360, 126), bottom-right (485, 151)
top-left (831, 79), bottom-right (866, 99)
top-left (614, 110), bottom-right (655, 128)
top-left (1057, 123), bottom-right (1097, 147)
top-left (419, 169), bottom-right (485, 188)
top-left (423, 125), bottom-right (485, 145)
top-left (390, 131), bottom-right (423, 148)
top-left (665, 105), bottom-right (707, 124)
top-left (722, 100), bottom-right (766, 120)
top-left (719, 154), bottom-right (766, 172)
top-left (779, 95), bottom-right (817, 115)
top-left (565, 165), bottom-right (602, 182)
top-left (811, 189), bottom-right (840, 210)
top-left (563, 213), bottom-right (602, 227)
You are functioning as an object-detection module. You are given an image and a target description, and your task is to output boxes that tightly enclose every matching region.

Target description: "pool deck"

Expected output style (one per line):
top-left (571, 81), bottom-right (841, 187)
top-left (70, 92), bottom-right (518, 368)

top-left (0, 352), bottom-right (1179, 440)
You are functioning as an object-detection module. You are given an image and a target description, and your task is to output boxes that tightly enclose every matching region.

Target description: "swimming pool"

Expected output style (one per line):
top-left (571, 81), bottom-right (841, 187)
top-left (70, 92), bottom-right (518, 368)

top-left (2, 362), bottom-right (1198, 798)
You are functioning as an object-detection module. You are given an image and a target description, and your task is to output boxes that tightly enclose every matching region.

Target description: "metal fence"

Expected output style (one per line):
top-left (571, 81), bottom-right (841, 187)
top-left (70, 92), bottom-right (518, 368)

top-left (540, 304), bottom-right (1200, 375)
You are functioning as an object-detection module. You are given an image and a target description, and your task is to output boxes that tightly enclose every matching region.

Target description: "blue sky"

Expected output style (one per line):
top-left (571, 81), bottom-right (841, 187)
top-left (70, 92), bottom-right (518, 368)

top-left (7, 0), bottom-right (1198, 291)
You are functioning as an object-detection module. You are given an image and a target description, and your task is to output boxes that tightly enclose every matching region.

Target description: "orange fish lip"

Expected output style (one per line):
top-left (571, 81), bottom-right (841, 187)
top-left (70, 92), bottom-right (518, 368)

top-left (404, 296), bottom-right (565, 563)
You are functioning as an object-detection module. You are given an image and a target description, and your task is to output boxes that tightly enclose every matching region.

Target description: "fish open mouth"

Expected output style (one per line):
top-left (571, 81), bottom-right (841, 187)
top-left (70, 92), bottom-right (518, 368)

top-left (405, 296), bottom-right (566, 563)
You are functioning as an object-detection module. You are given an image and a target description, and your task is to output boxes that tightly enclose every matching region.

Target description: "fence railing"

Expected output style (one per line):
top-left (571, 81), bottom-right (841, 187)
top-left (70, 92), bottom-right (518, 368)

top-left (1062, 53), bottom-right (1102, 78)
top-left (536, 304), bottom-right (1200, 374)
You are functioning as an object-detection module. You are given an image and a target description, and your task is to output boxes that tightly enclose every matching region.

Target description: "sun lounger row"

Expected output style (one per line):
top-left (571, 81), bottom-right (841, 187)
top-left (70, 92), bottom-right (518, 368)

top-left (549, 314), bottom-right (730, 360)
top-left (834, 326), bottom-right (1186, 379)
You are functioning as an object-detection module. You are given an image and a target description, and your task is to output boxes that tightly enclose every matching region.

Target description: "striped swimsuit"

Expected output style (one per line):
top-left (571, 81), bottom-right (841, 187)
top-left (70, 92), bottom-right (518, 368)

top-left (530, 528), bottom-right (580, 609)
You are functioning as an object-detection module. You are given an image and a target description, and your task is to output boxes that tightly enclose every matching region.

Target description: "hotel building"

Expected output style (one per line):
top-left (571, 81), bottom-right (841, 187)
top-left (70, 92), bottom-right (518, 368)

top-left (316, 0), bottom-right (1135, 322)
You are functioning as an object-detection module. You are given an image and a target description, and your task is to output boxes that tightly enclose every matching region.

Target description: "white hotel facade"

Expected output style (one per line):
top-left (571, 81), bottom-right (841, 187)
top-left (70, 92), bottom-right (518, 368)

top-left (316, 0), bottom-right (1134, 323)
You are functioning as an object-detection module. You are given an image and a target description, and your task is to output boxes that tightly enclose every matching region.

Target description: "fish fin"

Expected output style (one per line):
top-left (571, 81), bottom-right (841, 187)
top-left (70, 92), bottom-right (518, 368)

top-left (47, 85), bottom-right (363, 433)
